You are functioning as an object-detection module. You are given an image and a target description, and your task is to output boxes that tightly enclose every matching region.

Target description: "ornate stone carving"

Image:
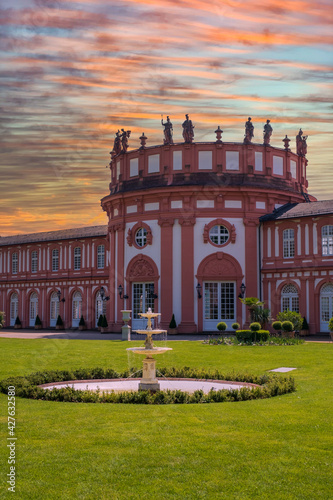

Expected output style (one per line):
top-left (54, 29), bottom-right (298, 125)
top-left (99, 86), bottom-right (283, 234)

top-left (139, 133), bottom-right (147, 148)
top-left (158, 217), bottom-right (175, 227)
top-left (182, 114), bottom-right (194, 143)
top-left (204, 259), bottom-right (235, 277)
top-left (111, 130), bottom-right (121, 156)
top-left (120, 129), bottom-right (131, 153)
top-left (179, 216), bottom-right (196, 226)
top-left (127, 222), bottom-right (153, 247)
top-left (215, 126), bottom-right (223, 143)
top-left (283, 135), bottom-right (290, 151)
top-left (203, 219), bottom-right (236, 244)
top-left (263, 119), bottom-right (273, 145)
top-left (161, 116), bottom-right (173, 145)
top-left (296, 129), bottom-right (308, 156)
top-left (244, 117), bottom-right (254, 144)
top-left (129, 258), bottom-right (155, 278)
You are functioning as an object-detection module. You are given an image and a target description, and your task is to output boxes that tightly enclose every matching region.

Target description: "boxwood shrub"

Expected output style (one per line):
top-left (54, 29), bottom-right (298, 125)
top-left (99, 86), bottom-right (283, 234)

top-left (236, 330), bottom-right (270, 342)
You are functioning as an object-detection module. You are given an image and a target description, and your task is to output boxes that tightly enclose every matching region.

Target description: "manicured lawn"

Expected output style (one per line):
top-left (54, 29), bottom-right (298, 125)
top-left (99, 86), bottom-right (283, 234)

top-left (0, 338), bottom-right (332, 499)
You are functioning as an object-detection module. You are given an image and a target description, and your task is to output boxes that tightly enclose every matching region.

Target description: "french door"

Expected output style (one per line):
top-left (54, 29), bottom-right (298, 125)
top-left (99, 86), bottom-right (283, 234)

top-left (203, 281), bottom-right (236, 331)
top-left (131, 282), bottom-right (155, 331)
top-left (50, 292), bottom-right (59, 327)
top-left (320, 284), bottom-right (333, 332)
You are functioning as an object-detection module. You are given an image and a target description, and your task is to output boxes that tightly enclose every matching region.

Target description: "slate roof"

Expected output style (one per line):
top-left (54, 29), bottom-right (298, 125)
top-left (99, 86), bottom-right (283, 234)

top-left (0, 225), bottom-right (108, 247)
top-left (260, 200), bottom-right (333, 221)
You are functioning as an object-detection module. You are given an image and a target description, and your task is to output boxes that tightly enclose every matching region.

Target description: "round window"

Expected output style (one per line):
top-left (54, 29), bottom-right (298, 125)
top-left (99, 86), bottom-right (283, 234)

top-left (209, 225), bottom-right (229, 245)
top-left (135, 228), bottom-right (147, 247)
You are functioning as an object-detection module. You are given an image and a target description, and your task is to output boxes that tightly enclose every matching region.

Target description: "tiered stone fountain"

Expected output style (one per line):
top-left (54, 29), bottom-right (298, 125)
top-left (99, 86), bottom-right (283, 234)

top-left (127, 308), bottom-right (172, 391)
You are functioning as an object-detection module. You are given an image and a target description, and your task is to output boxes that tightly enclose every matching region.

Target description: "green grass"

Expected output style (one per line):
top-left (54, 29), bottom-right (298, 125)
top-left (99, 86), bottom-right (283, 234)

top-left (0, 338), bottom-right (332, 500)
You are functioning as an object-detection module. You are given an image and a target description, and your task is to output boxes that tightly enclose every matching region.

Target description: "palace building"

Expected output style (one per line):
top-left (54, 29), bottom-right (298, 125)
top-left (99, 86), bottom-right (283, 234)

top-left (1, 118), bottom-right (332, 334)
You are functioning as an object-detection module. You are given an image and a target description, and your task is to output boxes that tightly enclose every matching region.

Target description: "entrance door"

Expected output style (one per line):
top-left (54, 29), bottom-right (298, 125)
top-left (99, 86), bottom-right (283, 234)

top-left (203, 281), bottom-right (235, 331)
top-left (320, 283), bottom-right (333, 332)
top-left (131, 282), bottom-right (154, 331)
top-left (50, 292), bottom-right (59, 327)
top-left (95, 292), bottom-right (106, 327)
top-left (29, 292), bottom-right (38, 327)
top-left (72, 291), bottom-right (82, 328)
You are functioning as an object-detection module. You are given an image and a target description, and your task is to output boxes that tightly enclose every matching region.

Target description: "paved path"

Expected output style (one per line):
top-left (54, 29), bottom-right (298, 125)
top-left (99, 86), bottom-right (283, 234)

top-left (0, 328), bottom-right (330, 342)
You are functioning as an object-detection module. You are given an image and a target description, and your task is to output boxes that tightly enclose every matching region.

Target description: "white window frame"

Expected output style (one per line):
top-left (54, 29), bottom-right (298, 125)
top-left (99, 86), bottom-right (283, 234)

top-left (322, 225), bottom-right (333, 256)
top-left (12, 252), bottom-right (18, 274)
top-left (281, 284), bottom-right (299, 313)
top-left (74, 247), bottom-right (81, 270)
top-left (52, 249), bottom-right (59, 272)
top-left (97, 245), bottom-right (105, 269)
top-left (31, 250), bottom-right (38, 273)
top-left (209, 225), bottom-right (229, 246)
top-left (135, 228), bottom-right (147, 247)
top-left (283, 229), bottom-right (295, 258)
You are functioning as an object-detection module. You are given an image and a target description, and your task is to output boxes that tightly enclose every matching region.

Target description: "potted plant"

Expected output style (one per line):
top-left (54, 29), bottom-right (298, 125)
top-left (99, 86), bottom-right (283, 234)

top-left (97, 314), bottom-right (103, 331)
top-left (14, 316), bottom-right (22, 329)
top-left (56, 315), bottom-right (64, 330)
top-left (168, 314), bottom-right (178, 335)
top-left (328, 317), bottom-right (333, 341)
top-left (100, 314), bottom-right (108, 334)
top-left (300, 317), bottom-right (309, 337)
top-left (272, 321), bottom-right (282, 337)
top-left (281, 320), bottom-right (295, 338)
top-left (79, 315), bottom-right (86, 331)
top-left (34, 315), bottom-right (42, 330)
top-left (217, 322), bottom-right (227, 335)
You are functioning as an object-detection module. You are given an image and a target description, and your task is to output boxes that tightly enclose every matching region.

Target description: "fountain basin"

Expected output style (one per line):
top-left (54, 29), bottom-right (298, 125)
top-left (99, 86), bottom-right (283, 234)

top-left (127, 347), bottom-right (172, 356)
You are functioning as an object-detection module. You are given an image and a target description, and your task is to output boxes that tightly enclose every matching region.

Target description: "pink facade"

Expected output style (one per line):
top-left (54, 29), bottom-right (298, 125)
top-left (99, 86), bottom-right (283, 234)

top-left (1, 133), bottom-right (332, 334)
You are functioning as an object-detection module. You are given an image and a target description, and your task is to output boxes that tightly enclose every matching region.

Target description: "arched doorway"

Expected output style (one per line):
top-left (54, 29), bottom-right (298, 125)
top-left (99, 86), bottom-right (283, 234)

top-left (50, 291), bottom-right (60, 327)
top-left (10, 293), bottom-right (18, 326)
top-left (29, 292), bottom-right (38, 327)
top-left (197, 252), bottom-right (243, 331)
top-left (72, 291), bottom-right (82, 328)
top-left (95, 291), bottom-right (106, 328)
top-left (320, 283), bottom-right (333, 332)
top-left (281, 284), bottom-right (299, 312)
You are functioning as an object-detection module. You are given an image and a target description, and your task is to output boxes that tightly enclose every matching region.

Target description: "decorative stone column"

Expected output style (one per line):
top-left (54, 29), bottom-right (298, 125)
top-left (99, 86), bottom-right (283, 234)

top-left (178, 216), bottom-right (197, 333)
top-left (158, 217), bottom-right (174, 329)
top-left (121, 310), bottom-right (131, 341)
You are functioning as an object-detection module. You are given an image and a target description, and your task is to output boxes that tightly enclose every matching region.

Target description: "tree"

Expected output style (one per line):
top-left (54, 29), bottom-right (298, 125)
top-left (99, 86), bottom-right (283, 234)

top-left (239, 297), bottom-right (270, 325)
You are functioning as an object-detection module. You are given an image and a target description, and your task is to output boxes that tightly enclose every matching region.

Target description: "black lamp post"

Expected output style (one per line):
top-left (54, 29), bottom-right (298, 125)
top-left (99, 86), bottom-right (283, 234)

top-left (196, 283), bottom-right (202, 299)
top-left (117, 284), bottom-right (128, 300)
top-left (239, 283), bottom-right (246, 299)
top-left (56, 290), bottom-right (65, 303)
top-left (100, 286), bottom-right (110, 302)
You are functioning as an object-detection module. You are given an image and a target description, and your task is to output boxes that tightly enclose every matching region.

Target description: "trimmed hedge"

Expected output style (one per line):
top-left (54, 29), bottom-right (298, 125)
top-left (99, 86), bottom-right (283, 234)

top-left (236, 330), bottom-right (270, 342)
top-left (0, 367), bottom-right (296, 405)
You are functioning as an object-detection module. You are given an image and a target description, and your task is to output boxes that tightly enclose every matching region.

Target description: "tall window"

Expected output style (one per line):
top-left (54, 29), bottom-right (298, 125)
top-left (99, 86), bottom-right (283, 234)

top-left (281, 284), bottom-right (299, 312)
top-left (74, 247), bottom-right (81, 270)
top-left (29, 292), bottom-right (38, 326)
top-left (283, 229), bottom-right (295, 258)
top-left (52, 249), bottom-right (59, 271)
top-left (135, 228), bottom-right (147, 247)
top-left (322, 225), bottom-right (333, 256)
top-left (97, 245), bottom-right (105, 269)
top-left (31, 251), bottom-right (38, 273)
top-left (10, 293), bottom-right (18, 326)
top-left (12, 252), bottom-right (18, 274)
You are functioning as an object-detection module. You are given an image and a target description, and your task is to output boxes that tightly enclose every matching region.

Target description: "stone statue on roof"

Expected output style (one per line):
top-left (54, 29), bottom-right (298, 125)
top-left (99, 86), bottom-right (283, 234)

top-left (161, 116), bottom-right (173, 145)
top-left (244, 117), bottom-right (254, 144)
top-left (182, 114), bottom-right (194, 143)
top-left (112, 130), bottom-right (122, 156)
top-left (263, 119), bottom-right (273, 145)
top-left (296, 128), bottom-right (308, 156)
top-left (121, 129), bottom-right (131, 153)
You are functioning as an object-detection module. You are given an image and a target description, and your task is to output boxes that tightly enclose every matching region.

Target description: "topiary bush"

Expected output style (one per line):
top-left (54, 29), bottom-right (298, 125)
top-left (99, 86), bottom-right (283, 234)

top-left (250, 322), bottom-right (261, 332)
top-left (101, 315), bottom-right (108, 328)
top-left (15, 316), bottom-right (21, 326)
top-left (217, 322), bottom-right (227, 331)
top-left (97, 314), bottom-right (103, 328)
top-left (282, 321), bottom-right (294, 332)
top-left (328, 317), bottom-right (333, 332)
top-left (231, 322), bottom-right (240, 331)
top-left (79, 315), bottom-right (86, 327)
top-left (235, 330), bottom-right (270, 342)
top-left (272, 321), bottom-right (282, 331)
top-left (35, 315), bottom-right (42, 326)
top-left (169, 314), bottom-right (177, 329)
top-left (56, 315), bottom-right (63, 326)
top-left (277, 310), bottom-right (303, 331)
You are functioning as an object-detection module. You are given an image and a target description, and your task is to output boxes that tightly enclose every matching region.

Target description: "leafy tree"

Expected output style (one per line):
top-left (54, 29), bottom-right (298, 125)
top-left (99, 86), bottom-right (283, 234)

top-left (239, 297), bottom-right (270, 325)
top-left (277, 310), bottom-right (303, 331)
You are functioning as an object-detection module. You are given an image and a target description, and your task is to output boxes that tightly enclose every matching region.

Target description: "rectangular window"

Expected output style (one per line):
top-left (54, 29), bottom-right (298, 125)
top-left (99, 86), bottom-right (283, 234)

top-left (31, 251), bottom-right (38, 273)
top-left (221, 282), bottom-right (235, 319)
top-left (148, 154), bottom-right (160, 174)
top-left (283, 229), bottom-right (295, 258)
top-left (290, 160), bottom-right (297, 179)
top-left (255, 151), bottom-right (263, 171)
top-left (322, 225), bottom-right (333, 256)
top-left (74, 247), bottom-right (81, 270)
top-left (52, 249), bottom-right (59, 271)
top-left (12, 253), bottom-right (18, 274)
top-left (97, 245), bottom-right (105, 269)
top-left (198, 151), bottom-right (212, 170)
top-left (173, 150), bottom-right (182, 170)
top-left (273, 156), bottom-right (284, 176)
top-left (226, 151), bottom-right (239, 171)
top-left (130, 158), bottom-right (139, 177)
top-left (204, 282), bottom-right (235, 322)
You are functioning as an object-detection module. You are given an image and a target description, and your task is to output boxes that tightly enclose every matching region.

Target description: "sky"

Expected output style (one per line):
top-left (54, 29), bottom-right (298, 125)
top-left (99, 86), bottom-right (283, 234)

top-left (1, 0), bottom-right (332, 236)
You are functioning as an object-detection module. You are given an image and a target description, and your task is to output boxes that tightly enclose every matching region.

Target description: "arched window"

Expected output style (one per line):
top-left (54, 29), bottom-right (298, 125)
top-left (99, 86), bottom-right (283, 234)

top-left (72, 291), bottom-right (82, 327)
top-left (281, 284), bottom-right (299, 312)
top-left (135, 228), bottom-right (147, 248)
top-left (320, 283), bottom-right (333, 331)
top-left (12, 252), bottom-right (18, 274)
top-left (52, 249), bottom-right (59, 271)
top-left (31, 251), bottom-right (38, 273)
top-left (50, 291), bottom-right (60, 327)
top-left (322, 225), bottom-right (333, 256)
top-left (209, 225), bottom-right (229, 246)
top-left (283, 229), bottom-right (295, 258)
top-left (10, 293), bottom-right (18, 326)
top-left (95, 291), bottom-right (106, 327)
top-left (74, 247), bottom-right (81, 270)
top-left (29, 292), bottom-right (38, 327)
top-left (97, 245), bottom-right (105, 269)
